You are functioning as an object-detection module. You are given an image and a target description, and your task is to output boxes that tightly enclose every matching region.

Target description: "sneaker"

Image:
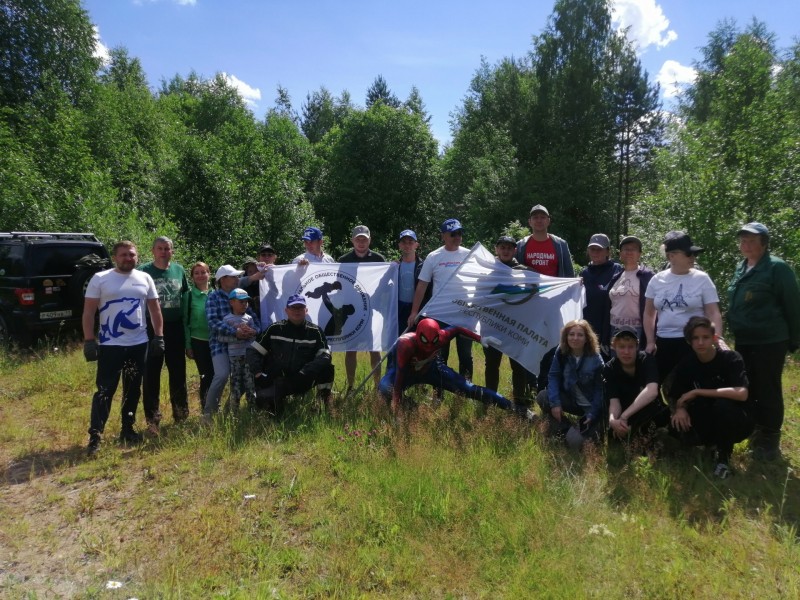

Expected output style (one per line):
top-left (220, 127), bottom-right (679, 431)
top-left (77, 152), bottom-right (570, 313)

top-left (87, 434), bottom-right (101, 457)
top-left (713, 462), bottom-right (732, 479)
top-left (146, 420), bottom-right (160, 436)
top-left (119, 428), bottom-right (144, 445)
top-left (512, 404), bottom-right (537, 422)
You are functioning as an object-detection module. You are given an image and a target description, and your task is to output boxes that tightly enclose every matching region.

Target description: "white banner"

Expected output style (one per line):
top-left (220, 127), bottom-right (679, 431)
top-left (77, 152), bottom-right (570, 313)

top-left (259, 262), bottom-right (398, 352)
top-left (420, 243), bottom-right (585, 374)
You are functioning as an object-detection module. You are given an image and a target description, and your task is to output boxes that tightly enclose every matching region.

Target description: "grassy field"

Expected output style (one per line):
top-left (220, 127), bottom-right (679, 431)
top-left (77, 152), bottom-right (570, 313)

top-left (1, 340), bottom-right (799, 598)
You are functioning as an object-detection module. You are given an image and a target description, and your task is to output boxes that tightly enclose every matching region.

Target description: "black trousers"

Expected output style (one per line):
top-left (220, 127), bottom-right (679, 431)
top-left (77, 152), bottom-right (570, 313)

top-left (736, 341), bottom-right (789, 435)
top-left (677, 397), bottom-right (754, 463)
top-left (190, 337), bottom-right (214, 411)
top-left (254, 364), bottom-right (335, 415)
top-left (654, 336), bottom-right (692, 386)
top-left (439, 334), bottom-right (474, 379)
top-left (143, 319), bottom-right (188, 422)
top-left (483, 345), bottom-right (529, 403)
top-left (89, 343), bottom-right (147, 435)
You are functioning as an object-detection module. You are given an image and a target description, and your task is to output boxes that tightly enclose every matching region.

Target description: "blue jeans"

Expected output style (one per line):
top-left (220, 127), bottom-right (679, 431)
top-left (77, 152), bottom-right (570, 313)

top-left (205, 352), bottom-right (231, 415)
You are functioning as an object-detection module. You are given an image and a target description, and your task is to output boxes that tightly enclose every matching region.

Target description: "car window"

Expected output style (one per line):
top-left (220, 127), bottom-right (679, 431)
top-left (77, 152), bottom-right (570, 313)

top-left (29, 245), bottom-right (105, 276)
top-left (0, 244), bottom-right (25, 277)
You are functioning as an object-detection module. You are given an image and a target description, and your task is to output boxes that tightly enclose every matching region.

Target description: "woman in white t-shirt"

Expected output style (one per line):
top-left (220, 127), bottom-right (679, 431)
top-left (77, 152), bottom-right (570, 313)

top-left (643, 231), bottom-right (724, 384)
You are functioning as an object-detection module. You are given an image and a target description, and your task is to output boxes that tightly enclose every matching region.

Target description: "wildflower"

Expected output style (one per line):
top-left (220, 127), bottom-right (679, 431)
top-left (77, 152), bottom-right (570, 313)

top-left (106, 580), bottom-right (124, 589)
top-left (588, 523), bottom-right (615, 537)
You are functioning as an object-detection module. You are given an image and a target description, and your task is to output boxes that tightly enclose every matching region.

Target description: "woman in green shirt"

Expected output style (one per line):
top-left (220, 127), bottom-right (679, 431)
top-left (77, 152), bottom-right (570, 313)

top-left (728, 222), bottom-right (800, 461)
top-left (183, 262), bottom-right (214, 411)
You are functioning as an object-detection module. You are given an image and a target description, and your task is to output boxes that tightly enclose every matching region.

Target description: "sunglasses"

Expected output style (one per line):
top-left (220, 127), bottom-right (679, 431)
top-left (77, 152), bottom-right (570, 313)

top-left (448, 231), bottom-right (463, 237)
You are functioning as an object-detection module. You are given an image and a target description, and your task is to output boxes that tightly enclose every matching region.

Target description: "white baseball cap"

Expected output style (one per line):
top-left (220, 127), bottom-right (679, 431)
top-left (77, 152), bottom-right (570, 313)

top-left (215, 264), bottom-right (244, 279)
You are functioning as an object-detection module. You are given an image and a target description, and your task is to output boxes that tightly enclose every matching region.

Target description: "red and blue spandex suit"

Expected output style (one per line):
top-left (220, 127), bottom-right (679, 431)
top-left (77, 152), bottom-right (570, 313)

top-left (379, 318), bottom-right (512, 411)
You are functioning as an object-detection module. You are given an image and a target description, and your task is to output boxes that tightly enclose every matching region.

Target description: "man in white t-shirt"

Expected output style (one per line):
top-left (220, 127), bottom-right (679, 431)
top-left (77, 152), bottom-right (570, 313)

top-left (292, 226), bottom-right (335, 264)
top-left (82, 241), bottom-right (164, 456)
top-left (408, 218), bottom-right (474, 379)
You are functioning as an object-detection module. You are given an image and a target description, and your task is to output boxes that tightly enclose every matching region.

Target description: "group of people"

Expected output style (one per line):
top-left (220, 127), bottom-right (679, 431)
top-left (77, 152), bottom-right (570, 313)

top-left (82, 207), bottom-right (800, 477)
top-left (535, 218), bottom-right (799, 477)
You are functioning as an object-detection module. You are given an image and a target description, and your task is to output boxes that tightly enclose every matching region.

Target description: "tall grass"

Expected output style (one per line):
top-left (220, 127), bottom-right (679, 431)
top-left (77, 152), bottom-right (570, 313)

top-left (1, 345), bottom-right (799, 598)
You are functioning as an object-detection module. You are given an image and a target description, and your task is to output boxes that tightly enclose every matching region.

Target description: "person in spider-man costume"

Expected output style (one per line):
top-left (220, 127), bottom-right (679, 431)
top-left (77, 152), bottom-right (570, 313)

top-left (379, 318), bottom-right (516, 413)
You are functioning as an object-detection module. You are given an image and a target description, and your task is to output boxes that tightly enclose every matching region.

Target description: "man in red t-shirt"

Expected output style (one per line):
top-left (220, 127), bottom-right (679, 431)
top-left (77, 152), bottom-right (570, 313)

top-left (514, 204), bottom-right (575, 277)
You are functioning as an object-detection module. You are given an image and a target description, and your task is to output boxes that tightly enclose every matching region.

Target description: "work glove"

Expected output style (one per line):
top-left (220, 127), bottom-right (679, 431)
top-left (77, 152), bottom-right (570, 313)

top-left (480, 336), bottom-right (501, 349)
top-left (83, 339), bottom-right (98, 362)
top-left (149, 335), bottom-right (165, 358)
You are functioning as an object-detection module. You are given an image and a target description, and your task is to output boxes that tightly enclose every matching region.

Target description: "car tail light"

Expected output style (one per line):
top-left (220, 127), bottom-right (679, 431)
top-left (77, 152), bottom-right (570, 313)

top-left (14, 288), bottom-right (35, 306)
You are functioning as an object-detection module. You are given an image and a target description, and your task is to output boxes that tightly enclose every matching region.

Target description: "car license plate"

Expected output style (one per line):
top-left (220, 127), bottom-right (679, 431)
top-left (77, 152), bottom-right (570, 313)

top-left (40, 310), bottom-right (73, 319)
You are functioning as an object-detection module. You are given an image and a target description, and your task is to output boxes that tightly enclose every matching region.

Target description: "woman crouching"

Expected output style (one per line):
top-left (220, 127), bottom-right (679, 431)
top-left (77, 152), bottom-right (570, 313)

top-left (537, 319), bottom-right (604, 450)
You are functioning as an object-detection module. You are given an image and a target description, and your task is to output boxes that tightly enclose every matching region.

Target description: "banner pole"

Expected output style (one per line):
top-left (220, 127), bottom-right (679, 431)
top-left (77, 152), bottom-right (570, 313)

top-left (347, 324), bottom-right (411, 399)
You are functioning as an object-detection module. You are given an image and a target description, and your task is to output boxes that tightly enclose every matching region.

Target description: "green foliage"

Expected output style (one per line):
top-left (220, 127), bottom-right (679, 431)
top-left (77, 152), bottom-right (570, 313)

top-left (365, 74), bottom-right (401, 109)
top-left (300, 86), bottom-right (354, 144)
top-left (0, 0), bottom-right (100, 109)
top-left (634, 21), bottom-right (800, 297)
top-left (314, 102), bottom-right (440, 256)
top-left (86, 47), bottom-right (172, 213)
top-left (444, 0), bottom-right (662, 256)
top-left (158, 75), bottom-right (316, 266)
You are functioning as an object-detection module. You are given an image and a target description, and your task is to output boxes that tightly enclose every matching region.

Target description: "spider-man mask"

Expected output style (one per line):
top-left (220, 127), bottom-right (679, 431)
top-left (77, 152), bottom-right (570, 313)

top-left (416, 318), bottom-right (442, 351)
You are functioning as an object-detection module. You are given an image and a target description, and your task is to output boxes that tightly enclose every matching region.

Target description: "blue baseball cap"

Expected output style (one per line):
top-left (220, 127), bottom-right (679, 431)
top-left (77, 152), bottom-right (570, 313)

top-left (441, 218), bottom-right (464, 233)
top-left (398, 229), bottom-right (417, 241)
top-left (301, 227), bottom-right (323, 241)
top-left (228, 288), bottom-right (249, 300)
top-left (738, 222), bottom-right (769, 237)
top-left (286, 294), bottom-right (306, 307)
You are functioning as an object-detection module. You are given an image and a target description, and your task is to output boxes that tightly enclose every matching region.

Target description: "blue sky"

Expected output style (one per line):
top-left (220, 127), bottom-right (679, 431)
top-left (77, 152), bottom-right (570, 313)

top-left (85, 0), bottom-right (799, 147)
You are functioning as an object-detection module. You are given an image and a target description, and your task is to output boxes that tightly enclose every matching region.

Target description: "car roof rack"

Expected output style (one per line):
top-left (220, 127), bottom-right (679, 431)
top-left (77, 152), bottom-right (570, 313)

top-left (1, 232), bottom-right (101, 242)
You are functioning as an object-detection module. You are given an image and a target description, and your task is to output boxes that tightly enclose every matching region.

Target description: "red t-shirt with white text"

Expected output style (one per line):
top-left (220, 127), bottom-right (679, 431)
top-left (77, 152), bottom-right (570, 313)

top-left (524, 236), bottom-right (558, 276)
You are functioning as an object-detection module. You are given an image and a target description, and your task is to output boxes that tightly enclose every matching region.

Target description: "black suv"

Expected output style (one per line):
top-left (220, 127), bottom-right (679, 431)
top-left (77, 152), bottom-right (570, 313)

top-left (0, 232), bottom-right (111, 346)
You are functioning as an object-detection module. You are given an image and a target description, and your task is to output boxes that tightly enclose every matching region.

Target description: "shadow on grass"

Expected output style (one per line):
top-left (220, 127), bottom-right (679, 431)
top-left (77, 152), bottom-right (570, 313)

top-left (2, 446), bottom-right (86, 485)
top-left (605, 437), bottom-right (800, 533)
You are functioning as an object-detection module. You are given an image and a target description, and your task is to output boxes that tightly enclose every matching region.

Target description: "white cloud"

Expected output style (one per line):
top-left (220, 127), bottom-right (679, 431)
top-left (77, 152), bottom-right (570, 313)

top-left (611, 0), bottom-right (677, 51)
top-left (222, 73), bottom-right (262, 107)
top-left (92, 25), bottom-right (110, 65)
top-left (657, 60), bottom-right (696, 97)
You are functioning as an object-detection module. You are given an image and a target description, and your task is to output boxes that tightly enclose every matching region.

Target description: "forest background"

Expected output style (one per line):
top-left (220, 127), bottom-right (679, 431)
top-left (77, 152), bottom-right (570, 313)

top-left (2, 0), bottom-right (800, 306)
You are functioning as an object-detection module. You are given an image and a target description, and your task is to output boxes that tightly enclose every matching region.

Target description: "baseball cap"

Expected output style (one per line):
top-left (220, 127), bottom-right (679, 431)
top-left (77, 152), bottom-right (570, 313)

top-left (351, 225), bottom-right (370, 239)
top-left (398, 229), bottom-right (417, 241)
top-left (286, 294), bottom-right (306, 307)
top-left (738, 222), bottom-right (769, 237)
top-left (242, 256), bottom-right (257, 267)
top-left (228, 288), bottom-right (249, 300)
top-left (612, 326), bottom-right (639, 342)
top-left (441, 218), bottom-right (464, 233)
top-left (588, 233), bottom-right (610, 249)
top-left (619, 235), bottom-right (642, 251)
top-left (301, 227), bottom-right (323, 241)
top-left (258, 243), bottom-right (276, 254)
top-left (663, 231), bottom-right (703, 254)
top-left (215, 265), bottom-right (244, 279)
top-left (495, 235), bottom-right (516, 246)
top-left (529, 204), bottom-right (550, 216)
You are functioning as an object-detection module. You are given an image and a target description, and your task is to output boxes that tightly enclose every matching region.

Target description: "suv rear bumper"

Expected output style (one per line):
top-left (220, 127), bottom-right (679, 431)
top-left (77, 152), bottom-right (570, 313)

top-left (9, 307), bottom-right (82, 334)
